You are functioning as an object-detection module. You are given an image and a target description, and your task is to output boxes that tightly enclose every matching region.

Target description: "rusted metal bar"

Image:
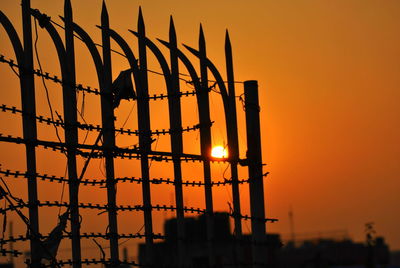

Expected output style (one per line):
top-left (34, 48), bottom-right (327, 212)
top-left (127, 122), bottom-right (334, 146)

top-left (168, 16), bottom-right (185, 267)
top-left (137, 7), bottom-right (154, 266)
top-left (100, 2), bottom-right (119, 264)
top-left (244, 80), bottom-right (267, 267)
top-left (198, 24), bottom-right (215, 267)
top-left (21, 0), bottom-right (40, 266)
top-left (63, 1), bottom-right (81, 266)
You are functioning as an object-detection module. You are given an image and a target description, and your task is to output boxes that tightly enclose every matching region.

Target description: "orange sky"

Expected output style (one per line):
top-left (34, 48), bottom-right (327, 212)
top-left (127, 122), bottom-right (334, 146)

top-left (0, 0), bottom-right (399, 263)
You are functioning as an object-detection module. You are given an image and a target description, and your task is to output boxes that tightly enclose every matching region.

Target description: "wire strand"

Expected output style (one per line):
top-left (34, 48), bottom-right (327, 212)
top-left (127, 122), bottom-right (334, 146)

top-left (34, 18), bottom-right (65, 149)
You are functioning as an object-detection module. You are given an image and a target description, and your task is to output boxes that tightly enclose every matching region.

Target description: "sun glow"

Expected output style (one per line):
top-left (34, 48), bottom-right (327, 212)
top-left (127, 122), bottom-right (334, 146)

top-left (211, 146), bottom-right (228, 158)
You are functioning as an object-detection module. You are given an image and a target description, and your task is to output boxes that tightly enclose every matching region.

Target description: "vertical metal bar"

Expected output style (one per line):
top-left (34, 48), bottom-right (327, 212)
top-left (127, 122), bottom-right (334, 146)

top-left (63, 1), bottom-right (81, 266)
top-left (21, 0), bottom-right (40, 266)
top-left (198, 24), bottom-right (215, 267)
top-left (225, 30), bottom-right (242, 266)
top-left (9, 222), bottom-right (14, 265)
top-left (244, 80), bottom-right (267, 268)
top-left (168, 16), bottom-right (185, 267)
top-left (137, 7), bottom-right (154, 266)
top-left (101, 1), bottom-right (119, 263)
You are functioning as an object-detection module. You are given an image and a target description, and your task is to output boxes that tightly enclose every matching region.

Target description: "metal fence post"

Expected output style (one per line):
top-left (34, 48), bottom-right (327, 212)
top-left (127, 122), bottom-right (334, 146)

top-left (137, 8), bottom-right (154, 266)
top-left (168, 17), bottom-right (186, 267)
top-left (198, 25), bottom-right (215, 267)
top-left (101, 2), bottom-right (119, 264)
top-left (244, 80), bottom-right (267, 267)
top-left (21, 0), bottom-right (40, 266)
top-left (63, 1), bottom-right (82, 266)
top-left (225, 30), bottom-right (243, 267)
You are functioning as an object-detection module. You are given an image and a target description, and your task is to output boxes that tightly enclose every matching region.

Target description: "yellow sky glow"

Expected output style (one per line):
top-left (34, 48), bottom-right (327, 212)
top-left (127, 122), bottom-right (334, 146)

top-left (211, 146), bottom-right (228, 158)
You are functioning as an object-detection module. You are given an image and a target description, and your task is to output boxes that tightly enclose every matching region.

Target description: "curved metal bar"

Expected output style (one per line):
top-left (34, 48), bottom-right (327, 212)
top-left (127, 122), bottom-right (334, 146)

top-left (157, 39), bottom-right (201, 93)
top-left (31, 10), bottom-right (68, 80)
top-left (31, 12), bottom-right (84, 267)
top-left (129, 30), bottom-right (172, 85)
top-left (184, 44), bottom-right (241, 166)
top-left (98, 26), bottom-right (141, 92)
top-left (60, 17), bottom-right (105, 89)
top-left (184, 44), bottom-right (229, 109)
top-left (0, 11), bottom-right (24, 66)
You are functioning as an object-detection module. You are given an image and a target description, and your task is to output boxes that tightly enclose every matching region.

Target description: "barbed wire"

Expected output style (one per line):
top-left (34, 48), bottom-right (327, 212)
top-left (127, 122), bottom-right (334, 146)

top-left (0, 103), bottom-right (209, 137)
top-left (0, 232), bottom-right (164, 245)
top-left (0, 54), bottom-right (199, 100)
top-left (27, 258), bottom-right (141, 267)
top-left (0, 133), bottom-right (223, 163)
top-left (0, 202), bottom-right (206, 214)
top-left (0, 200), bottom-right (276, 223)
top-left (0, 9), bottom-right (273, 268)
top-left (0, 168), bottom-right (268, 187)
top-left (0, 249), bottom-right (23, 257)
top-left (32, 258), bottom-right (269, 268)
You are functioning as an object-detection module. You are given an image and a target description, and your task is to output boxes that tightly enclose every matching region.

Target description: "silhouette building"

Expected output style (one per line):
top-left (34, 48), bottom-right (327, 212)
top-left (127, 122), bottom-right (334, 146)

top-left (280, 236), bottom-right (391, 268)
top-left (138, 212), bottom-right (281, 267)
top-left (138, 213), bottom-right (392, 268)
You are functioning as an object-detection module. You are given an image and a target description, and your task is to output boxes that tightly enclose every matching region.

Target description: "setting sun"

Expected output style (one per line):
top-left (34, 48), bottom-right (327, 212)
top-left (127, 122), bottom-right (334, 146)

top-left (211, 146), bottom-right (228, 158)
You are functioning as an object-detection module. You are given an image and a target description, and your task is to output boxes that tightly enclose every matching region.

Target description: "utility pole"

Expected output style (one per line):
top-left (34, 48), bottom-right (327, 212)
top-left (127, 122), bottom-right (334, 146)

top-left (289, 206), bottom-right (296, 244)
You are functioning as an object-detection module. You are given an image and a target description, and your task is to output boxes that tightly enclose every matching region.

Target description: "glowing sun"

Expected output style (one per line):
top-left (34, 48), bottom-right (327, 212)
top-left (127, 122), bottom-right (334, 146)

top-left (211, 146), bottom-right (228, 158)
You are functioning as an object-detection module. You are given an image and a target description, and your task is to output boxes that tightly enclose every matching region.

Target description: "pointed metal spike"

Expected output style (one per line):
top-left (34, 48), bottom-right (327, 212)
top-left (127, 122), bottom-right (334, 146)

top-left (225, 29), bottom-right (231, 51)
top-left (225, 29), bottom-right (235, 98)
top-left (183, 44), bottom-right (200, 57)
top-left (199, 24), bottom-right (206, 54)
top-left (64, 0), bottom-right (72, 18)
top-left (138, 6), bottom-right (145, 33)
top-left (199, 24), bottom-right (205, 42)
top-left (101, 0), bottom-right (109, 25)
top-left (128, 30), bottom-right (140, 39)
top-left (225, 29), bottom-right (233, 71)
top-left (157, 38), bottom-right (170, 47)
top-left (169, 17), bottom-right (176, 38)
top-left (169, 16), bottom-right (177, 45)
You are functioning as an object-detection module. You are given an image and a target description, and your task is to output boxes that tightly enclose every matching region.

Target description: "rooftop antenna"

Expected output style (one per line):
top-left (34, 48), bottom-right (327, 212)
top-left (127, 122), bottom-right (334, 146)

top-left (123, 247), bottom-right (128, 262)
top-left (289, 206), bottom-right (296, 244)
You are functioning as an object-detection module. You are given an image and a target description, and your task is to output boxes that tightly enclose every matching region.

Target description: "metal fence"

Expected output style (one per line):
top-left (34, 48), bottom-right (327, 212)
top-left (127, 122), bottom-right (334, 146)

top-left (0, 0), bottom-right (274, 267)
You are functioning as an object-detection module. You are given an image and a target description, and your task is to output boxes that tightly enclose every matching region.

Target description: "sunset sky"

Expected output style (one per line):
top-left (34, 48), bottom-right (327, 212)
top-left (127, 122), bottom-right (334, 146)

top-left (0, 0), bottom-right (399, 263)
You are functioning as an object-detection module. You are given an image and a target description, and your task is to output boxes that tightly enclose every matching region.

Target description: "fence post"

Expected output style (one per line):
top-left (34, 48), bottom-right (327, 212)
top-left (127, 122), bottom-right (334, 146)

top-left (198, 25), bottom-right (215, 267)
top-left (244, 80), bottom-right (267, 267)
top-left (168, 17), bottom-right (186, 267)
top-left (225, 30), bottom-right (243, 267)
top-left (63, 1), bottom-right (82, 267)
top-left (21, 0), bottom-right (40, 266)
top-left (101, 2), bottom-right (119, 264)
top-left (137, 8), bottom-right (154, 266)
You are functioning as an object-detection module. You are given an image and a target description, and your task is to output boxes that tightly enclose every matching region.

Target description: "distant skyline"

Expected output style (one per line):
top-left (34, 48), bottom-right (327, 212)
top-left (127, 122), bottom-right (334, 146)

top-left (0, 1), bottom-right (399, 263)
